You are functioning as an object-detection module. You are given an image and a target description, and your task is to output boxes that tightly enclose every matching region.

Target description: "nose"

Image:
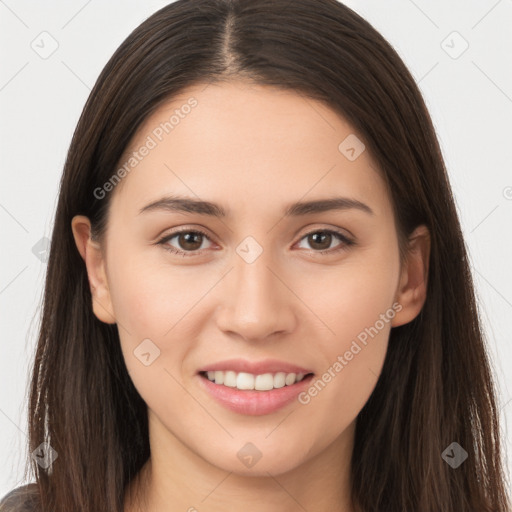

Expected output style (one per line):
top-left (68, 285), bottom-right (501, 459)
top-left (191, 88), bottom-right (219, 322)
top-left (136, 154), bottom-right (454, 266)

top-left (215, 249), bottom-right (297, 343)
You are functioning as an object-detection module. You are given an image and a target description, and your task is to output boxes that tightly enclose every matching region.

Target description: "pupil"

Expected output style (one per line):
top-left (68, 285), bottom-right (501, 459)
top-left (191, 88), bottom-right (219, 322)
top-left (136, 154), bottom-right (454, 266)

top-left (181, 232), bottom-right (202, 250)
top-left (311, 232), bottom-right (330, 250)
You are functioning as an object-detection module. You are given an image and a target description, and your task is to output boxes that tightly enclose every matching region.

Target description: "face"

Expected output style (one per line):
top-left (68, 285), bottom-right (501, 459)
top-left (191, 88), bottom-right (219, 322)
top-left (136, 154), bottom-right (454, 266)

top-left (73, 80), bottom-right (428, 478)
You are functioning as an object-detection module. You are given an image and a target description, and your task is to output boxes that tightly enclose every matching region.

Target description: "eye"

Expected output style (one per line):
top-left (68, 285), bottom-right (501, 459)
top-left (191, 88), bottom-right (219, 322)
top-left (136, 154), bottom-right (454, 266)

top-left (296, 229), bottom-right (355, 254)
top-left (157, 228), bottom-right (213, 257)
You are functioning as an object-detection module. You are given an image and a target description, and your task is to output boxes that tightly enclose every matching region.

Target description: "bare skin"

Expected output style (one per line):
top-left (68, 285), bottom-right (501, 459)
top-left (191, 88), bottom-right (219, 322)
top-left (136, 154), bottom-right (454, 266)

top-left (72, 80), bottom-right (430, 512)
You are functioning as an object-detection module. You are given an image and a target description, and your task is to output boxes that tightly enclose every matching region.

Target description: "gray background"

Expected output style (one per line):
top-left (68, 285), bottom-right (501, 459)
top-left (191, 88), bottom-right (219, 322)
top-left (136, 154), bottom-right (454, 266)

top-left (1, 0), bottom-right (511, 494)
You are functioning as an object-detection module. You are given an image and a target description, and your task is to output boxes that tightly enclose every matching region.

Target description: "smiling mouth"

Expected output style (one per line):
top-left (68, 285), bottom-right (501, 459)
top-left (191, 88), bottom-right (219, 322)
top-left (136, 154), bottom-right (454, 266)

top-left (199, 370), bottom-right (315, 391)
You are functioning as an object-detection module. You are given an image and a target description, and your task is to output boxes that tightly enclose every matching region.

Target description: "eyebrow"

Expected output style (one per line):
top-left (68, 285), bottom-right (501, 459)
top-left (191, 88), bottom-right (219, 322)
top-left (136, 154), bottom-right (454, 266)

top-left (138, 195), bottom-right (374, 217)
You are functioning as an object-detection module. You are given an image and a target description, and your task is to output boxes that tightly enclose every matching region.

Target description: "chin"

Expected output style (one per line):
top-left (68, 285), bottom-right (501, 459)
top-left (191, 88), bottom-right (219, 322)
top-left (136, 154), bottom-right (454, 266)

top-left (201, 438), bottom-right (311, 477)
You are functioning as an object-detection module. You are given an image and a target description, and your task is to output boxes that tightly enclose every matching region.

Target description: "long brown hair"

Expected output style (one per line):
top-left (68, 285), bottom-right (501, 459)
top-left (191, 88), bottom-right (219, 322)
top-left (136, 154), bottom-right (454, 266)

top-left (6, 0), bottom-right (510, 510)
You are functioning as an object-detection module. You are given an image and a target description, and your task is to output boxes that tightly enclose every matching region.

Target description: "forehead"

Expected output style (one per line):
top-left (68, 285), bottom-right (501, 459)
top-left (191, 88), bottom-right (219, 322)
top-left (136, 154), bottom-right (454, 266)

top-left (109, 80), bottom-right (391, 220)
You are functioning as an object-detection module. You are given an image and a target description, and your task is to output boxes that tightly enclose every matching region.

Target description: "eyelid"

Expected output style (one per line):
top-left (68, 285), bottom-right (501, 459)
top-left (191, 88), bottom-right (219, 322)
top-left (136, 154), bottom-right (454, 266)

top-left (294, 223), bottom-right (354, 241)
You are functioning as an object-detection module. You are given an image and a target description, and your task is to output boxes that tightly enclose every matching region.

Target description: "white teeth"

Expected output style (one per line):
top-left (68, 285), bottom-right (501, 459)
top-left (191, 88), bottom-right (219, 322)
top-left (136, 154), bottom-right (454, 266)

top-left (236, 372), bottom-right (254, 390)
top-left (255, 373), bottom-right (274, 390)
top-left (223, 370), bottom-right (237, 387)
top-left (203, 370), bottom-right (309, 390)
top-left (285, 373), bottom-right (296, 386)
top-left (273, 372), bottom-right (286, 388)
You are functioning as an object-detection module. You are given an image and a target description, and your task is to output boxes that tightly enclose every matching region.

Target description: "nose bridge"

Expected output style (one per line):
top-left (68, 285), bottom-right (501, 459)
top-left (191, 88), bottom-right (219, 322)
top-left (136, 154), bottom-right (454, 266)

top-left (216, 238), bottom-right (295, 340)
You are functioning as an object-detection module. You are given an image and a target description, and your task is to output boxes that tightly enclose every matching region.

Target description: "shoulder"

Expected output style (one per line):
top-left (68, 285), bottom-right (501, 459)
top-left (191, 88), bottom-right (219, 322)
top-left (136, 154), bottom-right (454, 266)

top-left (0, 484), bottom-right (40, 512)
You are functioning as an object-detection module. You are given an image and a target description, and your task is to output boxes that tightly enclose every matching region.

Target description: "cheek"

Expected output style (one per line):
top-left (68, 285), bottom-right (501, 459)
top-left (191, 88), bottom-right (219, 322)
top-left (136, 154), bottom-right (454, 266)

top-left (109, 264), bottom-right (194, 424)
top-left (308, 236), bottom-right (400, 345)
top-left (296, 237), bottom-right (400, 425)
top-left (104, 246), bottom-right (195, 389)
top-left (107, 241), bottom-right (204, 336)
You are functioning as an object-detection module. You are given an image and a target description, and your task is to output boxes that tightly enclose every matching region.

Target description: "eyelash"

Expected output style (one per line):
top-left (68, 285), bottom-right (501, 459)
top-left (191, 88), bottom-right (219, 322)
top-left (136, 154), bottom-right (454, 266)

top-left (156, 227), bottom-right (355, 258)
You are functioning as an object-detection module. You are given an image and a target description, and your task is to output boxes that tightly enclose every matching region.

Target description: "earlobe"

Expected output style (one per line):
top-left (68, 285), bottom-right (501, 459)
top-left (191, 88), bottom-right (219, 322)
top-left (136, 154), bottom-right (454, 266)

top-left (71, 215), bottom-right (117, 325)
top-left (391, 225), bottom-right (430, 328)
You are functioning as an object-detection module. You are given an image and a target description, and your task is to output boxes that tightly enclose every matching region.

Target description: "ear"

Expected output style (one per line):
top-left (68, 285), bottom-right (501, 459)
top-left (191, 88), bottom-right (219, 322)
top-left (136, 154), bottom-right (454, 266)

top-left (71, 215), bottom-right (116, 324)
top-left (391, 225), bottom-right (430, 327)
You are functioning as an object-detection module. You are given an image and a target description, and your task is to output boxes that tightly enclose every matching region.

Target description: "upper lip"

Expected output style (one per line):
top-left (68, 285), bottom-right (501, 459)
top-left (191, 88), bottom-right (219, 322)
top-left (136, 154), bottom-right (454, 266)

top-left (198, 358), bottom-right (314, 375)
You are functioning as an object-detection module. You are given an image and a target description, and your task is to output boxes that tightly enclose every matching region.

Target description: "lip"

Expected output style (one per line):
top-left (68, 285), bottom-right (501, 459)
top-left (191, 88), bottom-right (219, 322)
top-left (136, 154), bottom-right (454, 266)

top-left (197, 372), bottom-right (315, 416)
top-left (197, 358), bottom-right (313, 375)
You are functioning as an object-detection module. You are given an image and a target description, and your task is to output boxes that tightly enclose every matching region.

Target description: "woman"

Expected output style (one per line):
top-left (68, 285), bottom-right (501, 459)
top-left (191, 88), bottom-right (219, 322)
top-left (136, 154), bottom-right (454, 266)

top-left (1, 0), bottom-right (510, 510)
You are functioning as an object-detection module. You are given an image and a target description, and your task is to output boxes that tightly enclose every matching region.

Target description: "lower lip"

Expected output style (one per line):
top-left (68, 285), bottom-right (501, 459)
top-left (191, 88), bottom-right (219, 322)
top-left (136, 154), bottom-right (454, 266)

top-left (197, 373), bottom-right (314, 416)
